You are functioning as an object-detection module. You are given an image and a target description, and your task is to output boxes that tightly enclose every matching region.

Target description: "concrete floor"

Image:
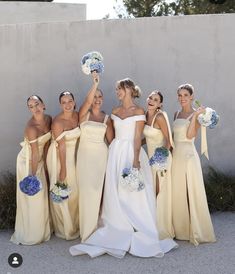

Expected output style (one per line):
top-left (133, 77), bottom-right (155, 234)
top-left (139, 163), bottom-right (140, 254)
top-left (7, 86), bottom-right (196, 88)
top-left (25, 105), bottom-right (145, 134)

top-left (0, 212), bottom-right (234, 274)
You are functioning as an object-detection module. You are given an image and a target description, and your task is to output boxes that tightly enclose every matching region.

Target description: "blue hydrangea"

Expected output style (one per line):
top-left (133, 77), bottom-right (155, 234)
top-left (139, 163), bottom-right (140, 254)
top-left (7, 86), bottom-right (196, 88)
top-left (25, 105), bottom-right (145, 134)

top-left (149, 147), bottom-right (169, 166)
top-left (19, 175), bottom-right (42, 196)
top-left (209, 111), bottom-right (219, 129)
top-left (90, 62), bottom-right (104, 73)
top-left (122, 167), bottom-right (131, 178)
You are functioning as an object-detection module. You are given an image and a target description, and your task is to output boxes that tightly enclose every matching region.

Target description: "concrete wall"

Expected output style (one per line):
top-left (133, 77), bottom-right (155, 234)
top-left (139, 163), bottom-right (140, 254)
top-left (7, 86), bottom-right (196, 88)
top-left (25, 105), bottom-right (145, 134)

top-left (0, 2), bottom-right (86, 24)
top-left (0, 14), bottom-right (234, 173)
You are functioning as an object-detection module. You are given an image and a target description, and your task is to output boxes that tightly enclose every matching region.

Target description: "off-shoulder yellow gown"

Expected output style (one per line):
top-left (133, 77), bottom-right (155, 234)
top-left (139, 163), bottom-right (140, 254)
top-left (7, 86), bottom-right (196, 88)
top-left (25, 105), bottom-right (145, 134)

top-left (77, 113), bottom-right (109, 242)
top-left (11, 132), bottom-right (51, 245)
top-left (143, 111), bottom-right (174, 240)
top-left (171, 112), bottom-right (216, 245)
top-left (47, 127), bottom-right (80, 240)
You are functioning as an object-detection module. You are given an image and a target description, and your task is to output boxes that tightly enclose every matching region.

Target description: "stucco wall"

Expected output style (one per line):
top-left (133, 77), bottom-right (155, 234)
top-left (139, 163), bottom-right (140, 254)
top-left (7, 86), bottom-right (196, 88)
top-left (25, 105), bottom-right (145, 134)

top-left (0, 14), bottom-right (234, 173)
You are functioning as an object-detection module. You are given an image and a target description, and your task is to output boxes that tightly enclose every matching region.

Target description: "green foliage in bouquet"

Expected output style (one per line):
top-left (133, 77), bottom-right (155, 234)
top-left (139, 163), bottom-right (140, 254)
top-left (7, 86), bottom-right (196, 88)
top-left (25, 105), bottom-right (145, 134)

top-left (204, 166), bottom-right (235, 212)
top-left (0, 171), bottom-right (16, 229)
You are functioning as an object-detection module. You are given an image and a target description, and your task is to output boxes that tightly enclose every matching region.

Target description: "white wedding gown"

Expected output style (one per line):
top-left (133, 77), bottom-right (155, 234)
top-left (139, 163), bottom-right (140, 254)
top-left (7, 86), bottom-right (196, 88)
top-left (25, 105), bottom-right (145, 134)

top-left (70, 114), bottom-right (178, 258)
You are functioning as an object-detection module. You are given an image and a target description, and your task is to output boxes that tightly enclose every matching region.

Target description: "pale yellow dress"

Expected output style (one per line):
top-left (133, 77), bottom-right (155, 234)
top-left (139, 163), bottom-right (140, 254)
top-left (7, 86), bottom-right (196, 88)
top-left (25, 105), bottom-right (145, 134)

top-left (143, 111), bottom-right (174, 240)
top-left (11, 132), bottom-right (51, 245)
top-left (171, 112), bottom-right (216, 245)
top-left (77, 113), bottom-right (109, 242)
top-left (47, 127), bottom-right (80, 240)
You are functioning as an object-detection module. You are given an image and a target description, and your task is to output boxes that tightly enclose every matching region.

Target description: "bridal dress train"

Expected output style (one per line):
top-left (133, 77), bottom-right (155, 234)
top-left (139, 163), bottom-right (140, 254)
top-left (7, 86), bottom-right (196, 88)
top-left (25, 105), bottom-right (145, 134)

top-left (70, 114), bottom-right (178, 258)
top-left (171, 112), bottom-right (216, 245)
top-left (11, 132), bottom-right (51, 245)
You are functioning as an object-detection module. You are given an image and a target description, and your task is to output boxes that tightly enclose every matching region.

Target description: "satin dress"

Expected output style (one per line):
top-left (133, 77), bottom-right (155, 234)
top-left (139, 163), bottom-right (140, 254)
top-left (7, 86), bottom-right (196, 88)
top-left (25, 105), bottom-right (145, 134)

top-left (70, 114), bottom-right (178, 258)
top-left (171, 112), bottom-right (216, 245)
top-left (11, 132), bottom-right (51, 245)
top-left (143, 111), bottom-right (174, 239)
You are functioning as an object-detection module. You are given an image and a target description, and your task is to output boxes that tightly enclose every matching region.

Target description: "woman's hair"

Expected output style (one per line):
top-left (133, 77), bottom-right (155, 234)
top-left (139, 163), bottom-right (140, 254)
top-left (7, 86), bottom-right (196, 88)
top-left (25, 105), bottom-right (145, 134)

top-left (117, 78), bottom-right (141, 98)
top-left (96, 88), bottom-right (103, 96)
top-left (59, 91), bottom-right (75, 103)
top-left (151, 90), bottom-right (163, 104)
top-left (177, 83), bottom-right (194, 95)
top-left (27, 95), bottom-right (44, 105)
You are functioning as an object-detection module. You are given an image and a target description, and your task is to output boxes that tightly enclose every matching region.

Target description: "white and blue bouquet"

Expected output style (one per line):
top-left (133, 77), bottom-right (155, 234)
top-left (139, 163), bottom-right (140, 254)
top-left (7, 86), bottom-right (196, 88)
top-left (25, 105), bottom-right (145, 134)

top-left (195, 100), bottom-right (219, 129)
top-left (19, 175), bottom-right (42, 196)
top-left (81, 51), bottom-right (104, 75)
top-left (50, 181), bottom-right (71, 203)
top-left (120, 167), bottom-right (145, 192)
top-left (149, 146), bottom-right (169, 176)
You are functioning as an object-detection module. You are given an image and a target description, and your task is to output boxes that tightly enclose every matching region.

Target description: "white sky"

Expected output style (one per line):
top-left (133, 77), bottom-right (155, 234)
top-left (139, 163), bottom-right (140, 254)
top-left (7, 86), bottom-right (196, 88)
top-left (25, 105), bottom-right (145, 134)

top-left (53, 0), bottom-right (120, 20)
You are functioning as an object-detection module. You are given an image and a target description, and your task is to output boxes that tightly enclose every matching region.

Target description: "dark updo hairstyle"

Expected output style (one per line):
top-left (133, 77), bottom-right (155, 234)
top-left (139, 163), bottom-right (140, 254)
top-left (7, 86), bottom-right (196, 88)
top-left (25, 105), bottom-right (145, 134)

top-left (152, 90), bottom-right (163, 104)
top-left (27, 95), bottom-right (44, 105)
top-left (59, 91), bottom-right (75, 103)
top-left (177, 83), bottom-right (194, 95)
top-left (117, 78), bottom-right (141, 98)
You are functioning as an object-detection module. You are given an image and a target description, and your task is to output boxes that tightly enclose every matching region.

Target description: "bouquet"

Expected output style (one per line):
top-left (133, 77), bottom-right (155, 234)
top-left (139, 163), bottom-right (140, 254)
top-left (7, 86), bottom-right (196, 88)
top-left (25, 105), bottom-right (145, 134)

top-left (120, 167), bottom-right (145, 192)
top-left (50, 181), bottom-right (71, 203)
top-left (81, 51), bottom-right (104, 75)
top-left (19, 175), bottom-right (42, 196)
top-left (149, 146), bottom-right (169, 176)
top-left (194, 100), bottom-right (219, 129)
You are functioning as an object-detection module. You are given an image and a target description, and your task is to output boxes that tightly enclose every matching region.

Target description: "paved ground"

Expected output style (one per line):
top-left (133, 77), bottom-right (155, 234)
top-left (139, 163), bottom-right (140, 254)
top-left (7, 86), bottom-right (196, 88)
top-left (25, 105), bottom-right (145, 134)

top-left (0, 212), bottom-right (234, 274)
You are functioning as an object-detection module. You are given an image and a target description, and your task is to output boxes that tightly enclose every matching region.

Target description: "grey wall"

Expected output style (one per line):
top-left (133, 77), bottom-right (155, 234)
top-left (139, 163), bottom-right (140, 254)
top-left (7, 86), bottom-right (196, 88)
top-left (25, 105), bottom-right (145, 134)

top-left (0, 14), bottom-right (234, 173)
top-left (0, 2), bottom-right (86, 24)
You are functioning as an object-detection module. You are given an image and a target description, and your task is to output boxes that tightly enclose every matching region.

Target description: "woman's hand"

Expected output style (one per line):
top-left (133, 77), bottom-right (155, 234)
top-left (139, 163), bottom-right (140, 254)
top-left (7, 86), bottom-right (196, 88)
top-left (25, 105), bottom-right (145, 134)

top-left (92, 71), bottom-right (99, 85)
top-left (133, 160), bottom-right (140, 169)
top-left (194, 106), bottom-right (206, 117)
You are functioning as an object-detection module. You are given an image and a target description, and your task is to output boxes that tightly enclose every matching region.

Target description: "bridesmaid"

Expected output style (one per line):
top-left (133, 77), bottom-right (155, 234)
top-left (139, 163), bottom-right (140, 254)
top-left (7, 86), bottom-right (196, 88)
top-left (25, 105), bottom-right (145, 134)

top-left (11, 95), bottom-right (51, 245)
top-left (143, 91), bottom-right (174, 240)
top-left (171, 83), bottom-right (216, 245)
top-left (47, 91), bottom-right (80, 240)
top-left (77, 71), bottom-right (114, 242)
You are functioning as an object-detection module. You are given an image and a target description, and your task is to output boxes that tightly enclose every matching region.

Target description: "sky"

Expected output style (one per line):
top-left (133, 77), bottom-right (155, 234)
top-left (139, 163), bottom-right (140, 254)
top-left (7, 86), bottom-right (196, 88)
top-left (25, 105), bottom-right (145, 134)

top-left (53, 0), bottom-right (121, 20)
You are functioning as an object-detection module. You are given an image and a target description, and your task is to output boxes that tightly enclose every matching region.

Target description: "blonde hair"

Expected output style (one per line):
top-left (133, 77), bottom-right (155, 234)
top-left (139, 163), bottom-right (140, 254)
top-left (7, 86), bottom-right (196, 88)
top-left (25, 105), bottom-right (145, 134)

top-left (117, 78), bottom-right (141, 98)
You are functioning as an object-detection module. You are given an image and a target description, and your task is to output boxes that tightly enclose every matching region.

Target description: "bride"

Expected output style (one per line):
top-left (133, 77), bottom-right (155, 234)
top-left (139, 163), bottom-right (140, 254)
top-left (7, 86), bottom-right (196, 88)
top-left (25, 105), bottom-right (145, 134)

top-left (70, 78), bottom-right (178, 258)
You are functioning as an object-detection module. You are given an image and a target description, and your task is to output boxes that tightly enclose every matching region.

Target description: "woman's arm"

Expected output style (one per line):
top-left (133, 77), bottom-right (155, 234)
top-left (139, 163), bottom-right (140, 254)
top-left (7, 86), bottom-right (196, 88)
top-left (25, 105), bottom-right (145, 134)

top-left (105, 117), bottom-right (114, 145)
top-left (26, 127), bottom-right (39, 176)
top-left (133, 120), bottom-right (145, 169)
top-left (79, 72), bottom-right (99, 122)
top-left (187, 108), bottom-right (205, 139)
top-left (52, 120), bottom-right (66, 182)
top-left (133, 108), bottom-right (145, 169)
top-left (155, 114), bottom-right (171, 149)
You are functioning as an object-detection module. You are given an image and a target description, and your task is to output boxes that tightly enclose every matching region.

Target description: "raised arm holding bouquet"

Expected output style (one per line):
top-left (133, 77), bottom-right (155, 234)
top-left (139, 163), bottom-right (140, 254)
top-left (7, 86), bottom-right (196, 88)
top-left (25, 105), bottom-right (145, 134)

top-left (77, 52), bottom-right (114, 242)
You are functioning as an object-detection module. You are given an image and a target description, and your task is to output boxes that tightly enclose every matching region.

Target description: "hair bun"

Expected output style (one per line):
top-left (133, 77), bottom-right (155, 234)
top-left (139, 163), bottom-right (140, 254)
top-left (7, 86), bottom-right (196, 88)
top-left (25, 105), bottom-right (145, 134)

top-left (133, 85), bottom-right (141, 98)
